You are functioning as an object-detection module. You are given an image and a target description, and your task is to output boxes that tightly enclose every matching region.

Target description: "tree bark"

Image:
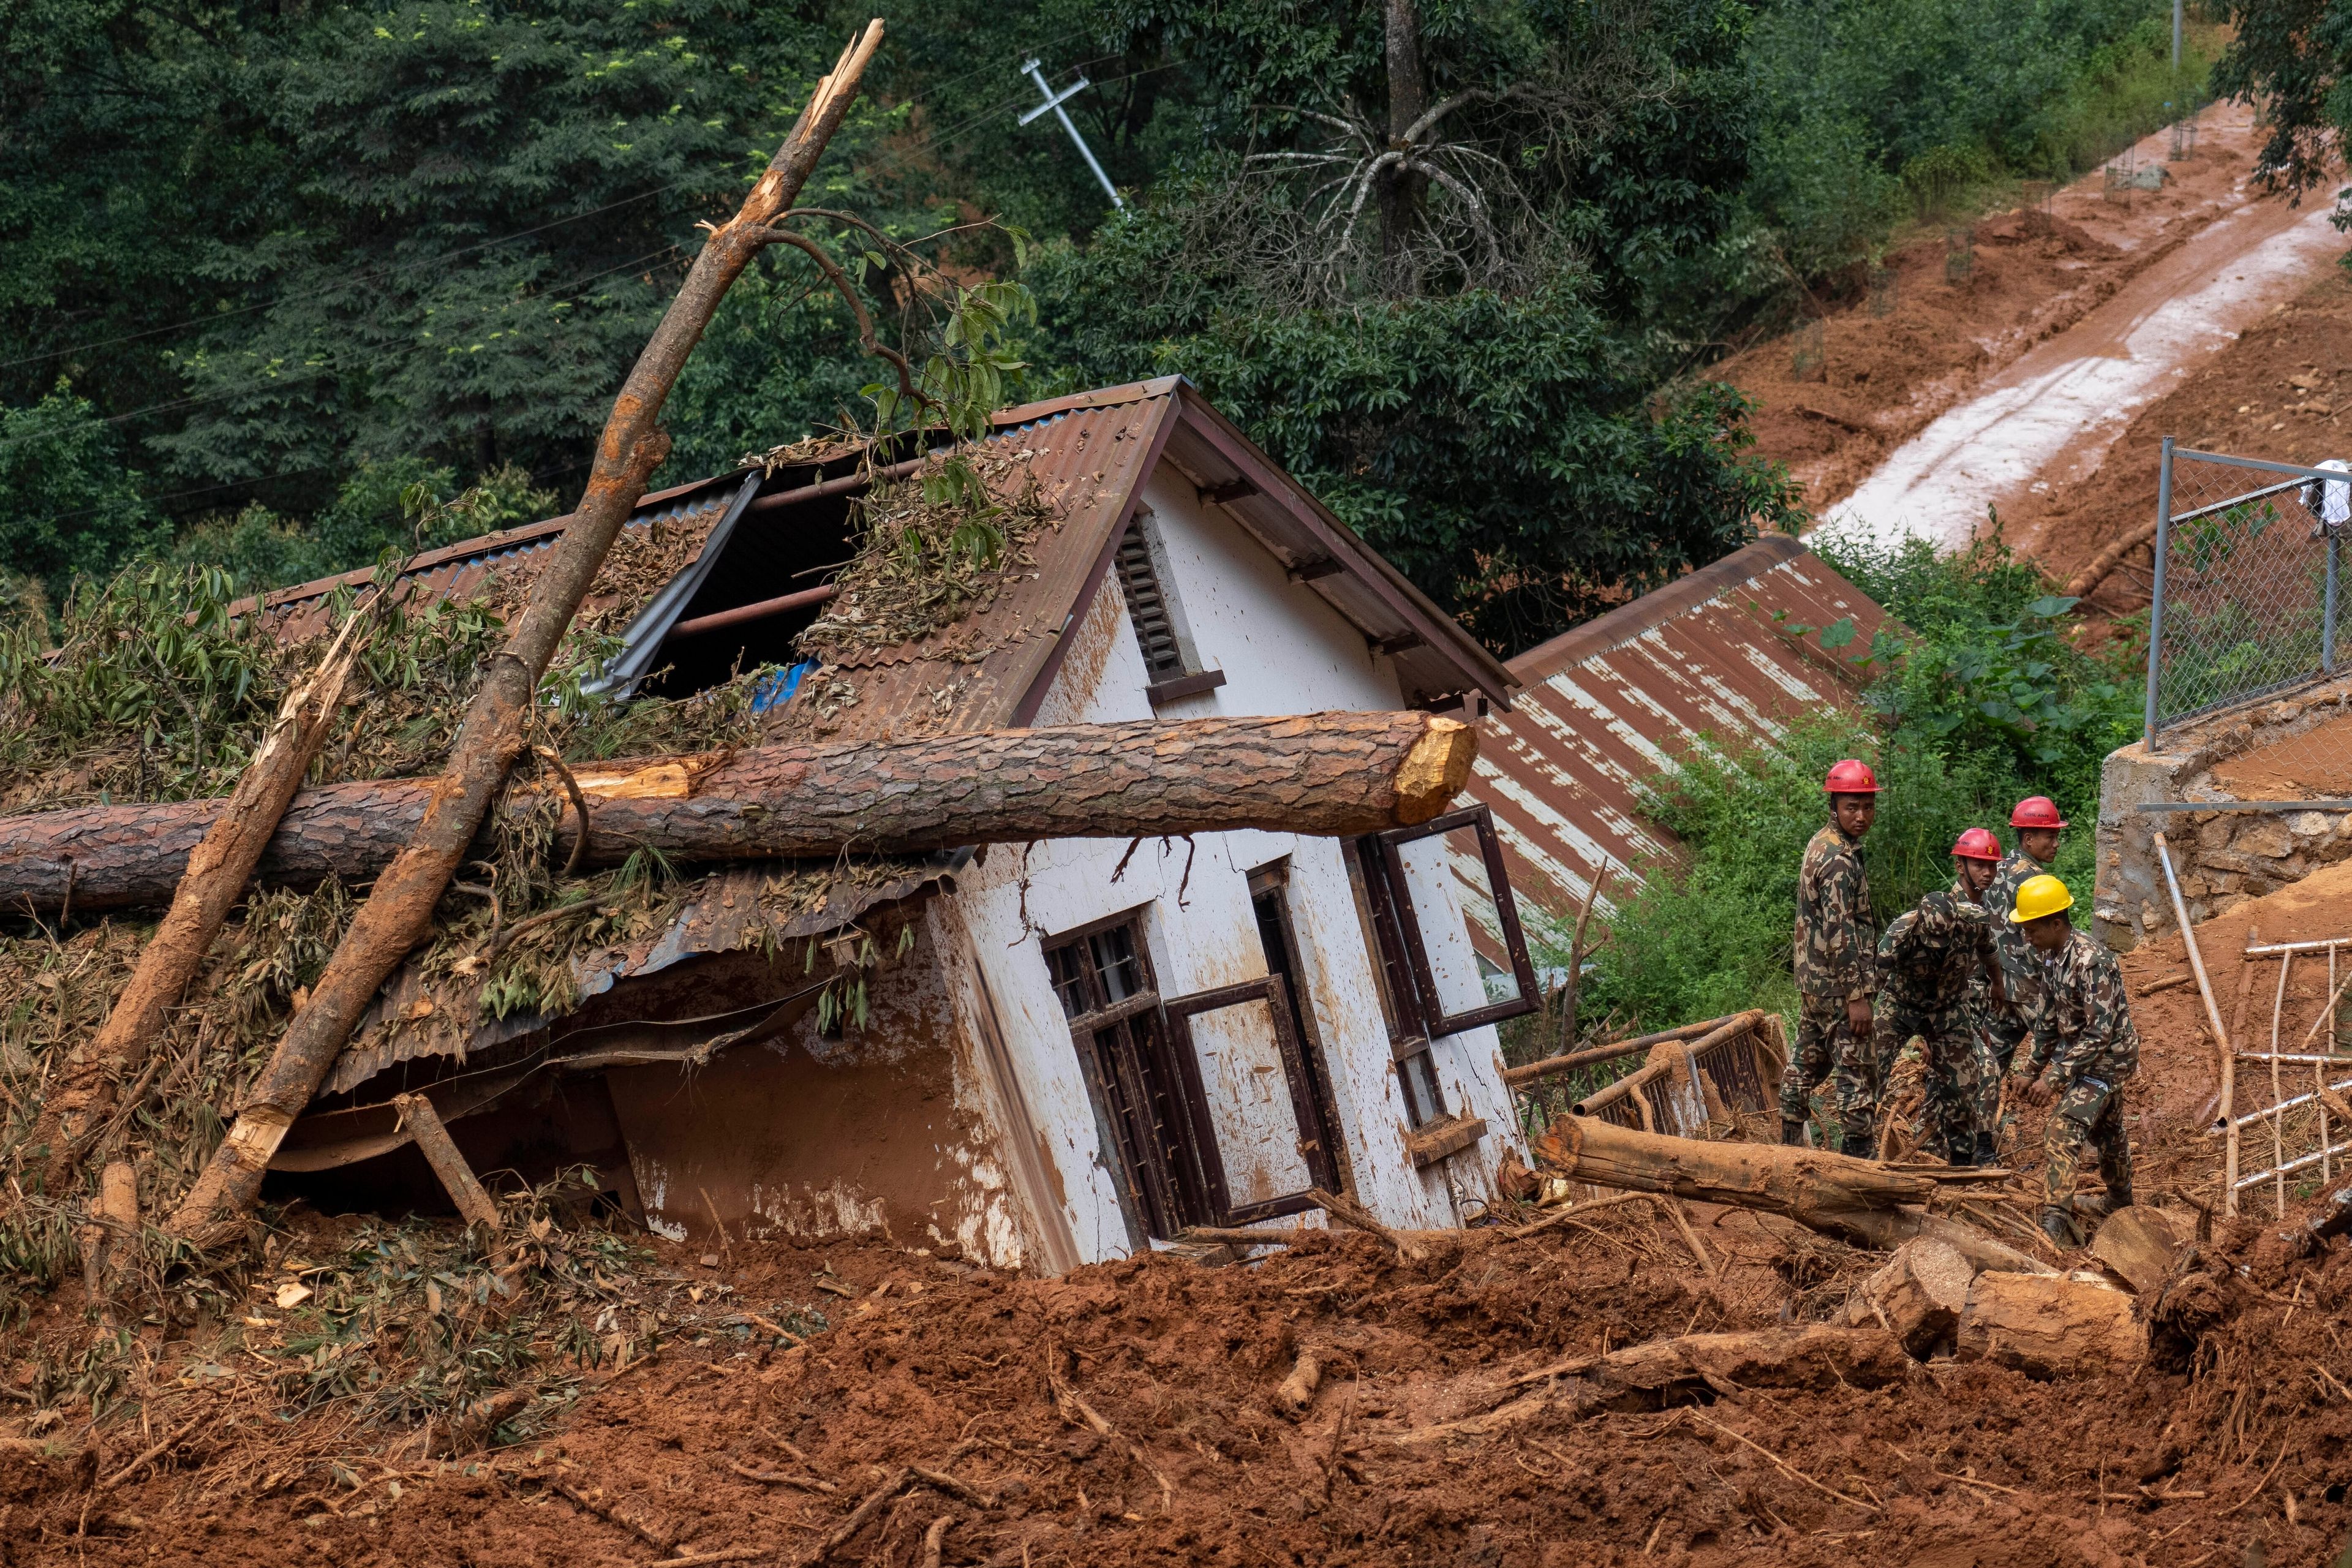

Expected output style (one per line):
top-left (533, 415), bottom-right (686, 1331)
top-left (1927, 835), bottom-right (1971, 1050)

top-left (1379, 0), bottom-right (1429, 277)
top-left (0, 712), bottom-right (1475, 915)
top-left (395, 1093), bottom-right (502, 1234)
top-left (1956, 1272), bottom-right (2146, 1376)
top-left (26, 622), bottom-right (364, 1193)
top-left (163, 22), bottom-right (887, 1248)
top-left (1531, 1111), bottom-right (1938, 1243)
top-left (2062, 518), bottom-right (2159, 600)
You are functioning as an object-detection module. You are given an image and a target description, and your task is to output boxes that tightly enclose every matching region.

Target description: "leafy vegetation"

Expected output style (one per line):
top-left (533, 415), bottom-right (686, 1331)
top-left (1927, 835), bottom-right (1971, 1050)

top-left (3, 0), bottom-right (2204, 657)
top-left (1581, 532), bottom-right (2139, 1033)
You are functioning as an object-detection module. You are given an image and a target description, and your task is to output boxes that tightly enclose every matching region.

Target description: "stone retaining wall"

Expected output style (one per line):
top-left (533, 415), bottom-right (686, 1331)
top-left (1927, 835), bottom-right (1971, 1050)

top-left (2095, 677), bottom-right (2352, 951)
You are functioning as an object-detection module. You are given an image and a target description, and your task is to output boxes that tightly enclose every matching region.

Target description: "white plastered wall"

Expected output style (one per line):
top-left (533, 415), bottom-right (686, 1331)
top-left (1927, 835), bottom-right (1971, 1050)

top-left (937, 460), bottom-right (1526, 1264)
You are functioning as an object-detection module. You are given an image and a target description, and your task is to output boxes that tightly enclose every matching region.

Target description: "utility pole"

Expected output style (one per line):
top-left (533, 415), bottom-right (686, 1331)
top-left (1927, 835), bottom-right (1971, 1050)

top-left (1019, 58), bottom-right (1123, 210)
top-left (2173, 0), bottom-right (2182, 69)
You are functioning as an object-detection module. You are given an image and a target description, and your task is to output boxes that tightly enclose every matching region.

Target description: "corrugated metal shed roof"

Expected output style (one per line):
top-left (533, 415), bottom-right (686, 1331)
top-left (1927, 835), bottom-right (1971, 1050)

top-left (1458, 533), bottom-right (1890, 941)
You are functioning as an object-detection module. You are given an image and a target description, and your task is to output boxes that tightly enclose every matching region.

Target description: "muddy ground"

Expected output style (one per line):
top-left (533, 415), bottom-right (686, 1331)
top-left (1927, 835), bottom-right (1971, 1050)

top-left (4, 977), bottom-right (2349, 1568)
top-left (1718, 106), bottom-right (2292, 520)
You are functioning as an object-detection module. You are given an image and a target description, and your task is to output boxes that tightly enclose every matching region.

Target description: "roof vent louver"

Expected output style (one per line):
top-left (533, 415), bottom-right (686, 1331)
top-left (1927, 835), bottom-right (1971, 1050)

top-left (1115, 519), bottom-right (1186, 679)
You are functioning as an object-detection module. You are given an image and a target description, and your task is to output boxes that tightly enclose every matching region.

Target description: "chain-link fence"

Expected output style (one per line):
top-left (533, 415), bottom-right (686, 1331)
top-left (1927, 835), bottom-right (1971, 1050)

top-left (2147, 443), bottom-right (2352, 760)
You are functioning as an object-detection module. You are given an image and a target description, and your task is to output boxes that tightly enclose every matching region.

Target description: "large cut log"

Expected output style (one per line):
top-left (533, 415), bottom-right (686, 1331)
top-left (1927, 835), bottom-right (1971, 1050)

top-left (1532, 1112), bottom-right (1937, 1243)
top-left (1847, 1238), bottom-right (1976, 1355)
top-left (1956, 1271), bottom-right (2146, 1377)
top-left (2089, 1205), bottom-right (2190, 1294)
top-left (0, 712), bottom-right (1476, 916)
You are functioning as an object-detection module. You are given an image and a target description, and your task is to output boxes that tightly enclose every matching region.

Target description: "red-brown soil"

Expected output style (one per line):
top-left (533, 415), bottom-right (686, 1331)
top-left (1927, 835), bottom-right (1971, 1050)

top-left (2027, 266), bottom-right (2352, 613)
top-left (6, 1134), bottom-right (2351, 1565)
top-left (1719, 116), bottom-right (2283, 519)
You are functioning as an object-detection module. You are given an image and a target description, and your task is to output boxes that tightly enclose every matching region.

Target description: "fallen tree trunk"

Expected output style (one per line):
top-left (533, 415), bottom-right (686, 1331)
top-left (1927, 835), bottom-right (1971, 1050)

top-left (1531, 1112), bottom-right (1937, 1243)
top-left (0, 712), bottom-right (1475, 916)
top-left (27, 619), bottom-right (366, 1191)
top-left (2062, 518), bottom-right (2158, 600)
top-left (164, 22), bottom-right (888, 1248)
top-left (1390, 1325), bottom-right (1910, 1443)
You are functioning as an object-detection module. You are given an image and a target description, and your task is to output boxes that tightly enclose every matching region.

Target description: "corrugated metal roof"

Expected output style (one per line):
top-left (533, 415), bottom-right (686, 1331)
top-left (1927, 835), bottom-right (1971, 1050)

top-left (1457, 533), bottom-right (1890, 941)
top-left (238, 471), bottom-right (753, 643)
top-left (320, 858), bottom-right (954, 1098)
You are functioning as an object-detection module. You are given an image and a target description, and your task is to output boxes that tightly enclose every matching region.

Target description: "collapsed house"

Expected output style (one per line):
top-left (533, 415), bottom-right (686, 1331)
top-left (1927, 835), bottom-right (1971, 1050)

top-left (235, 378), bottom-right (1546, 1270)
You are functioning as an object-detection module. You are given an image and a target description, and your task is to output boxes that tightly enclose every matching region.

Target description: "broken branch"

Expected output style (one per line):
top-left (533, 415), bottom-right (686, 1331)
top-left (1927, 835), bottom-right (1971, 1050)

top-left (162, 19), bottom-right (889, 1248)
top-left (1308, 1186), bottom-right (1429, 1263)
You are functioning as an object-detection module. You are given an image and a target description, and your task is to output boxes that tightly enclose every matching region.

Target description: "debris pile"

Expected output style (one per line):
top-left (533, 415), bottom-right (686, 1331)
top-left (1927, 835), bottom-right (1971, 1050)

top-left (7, 1166), bottom-right (2351, 1563)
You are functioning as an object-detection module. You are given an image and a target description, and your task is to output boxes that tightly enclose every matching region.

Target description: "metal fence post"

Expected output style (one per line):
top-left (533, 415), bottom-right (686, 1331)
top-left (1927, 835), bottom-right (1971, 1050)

top-left (2146, 436), bottom-right (2174, 746)
top-left (2328, 531), bottom-right (2340, 674)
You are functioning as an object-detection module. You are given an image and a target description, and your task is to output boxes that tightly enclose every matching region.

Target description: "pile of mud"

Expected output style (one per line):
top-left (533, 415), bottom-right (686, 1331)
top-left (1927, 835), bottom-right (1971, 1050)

top-left (7, 1180), bottom-right (2350, 1566)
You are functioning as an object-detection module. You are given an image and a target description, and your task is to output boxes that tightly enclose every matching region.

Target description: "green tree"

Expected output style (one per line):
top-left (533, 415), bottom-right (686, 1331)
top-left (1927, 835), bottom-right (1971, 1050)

top-left (0, 383), bottom-right (161, 585)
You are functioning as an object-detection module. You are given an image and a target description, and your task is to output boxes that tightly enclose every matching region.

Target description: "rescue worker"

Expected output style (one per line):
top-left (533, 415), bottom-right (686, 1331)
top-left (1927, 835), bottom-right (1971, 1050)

top-left (1980, 796), bottom-right (2067, 1160)
top-left (1781, 759), bottom-right (1879, 1153)
top-left (1951, 827), bottom-right (2009, 1164)
top-left (2009, 873), bottom-right (2138, 1248)
top-left (1872, 831), bottom-right (2004, 1163)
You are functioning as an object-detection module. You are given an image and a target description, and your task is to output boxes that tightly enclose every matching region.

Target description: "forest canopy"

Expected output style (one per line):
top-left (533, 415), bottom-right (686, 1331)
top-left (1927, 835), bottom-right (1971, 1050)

top-left (2, 0), bottom-right (2202, 654)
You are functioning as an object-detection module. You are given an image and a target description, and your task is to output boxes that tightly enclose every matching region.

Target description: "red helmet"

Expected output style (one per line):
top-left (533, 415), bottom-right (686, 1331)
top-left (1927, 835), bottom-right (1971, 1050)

top-left (2010, 796), bottom-right (2068, 830)
top-left (1823, 759), bottom-right (1880, 794)
top-left (1953, 827), bottom-right (2002, 862)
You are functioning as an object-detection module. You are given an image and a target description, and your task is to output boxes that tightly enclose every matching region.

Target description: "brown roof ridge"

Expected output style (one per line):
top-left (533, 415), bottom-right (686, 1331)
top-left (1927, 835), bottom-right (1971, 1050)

top-left (1164, 383), bottom-right (1518, 706)
top-left (1505, 532), bottom-right (1814, 679)
top-left (995, 375), bottom-right (1184, 427)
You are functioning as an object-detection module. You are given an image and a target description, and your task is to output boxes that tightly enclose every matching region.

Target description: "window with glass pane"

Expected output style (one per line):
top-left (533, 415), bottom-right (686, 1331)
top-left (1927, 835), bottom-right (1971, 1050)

top-left (1042, 913), bottom-right (1212, 1238)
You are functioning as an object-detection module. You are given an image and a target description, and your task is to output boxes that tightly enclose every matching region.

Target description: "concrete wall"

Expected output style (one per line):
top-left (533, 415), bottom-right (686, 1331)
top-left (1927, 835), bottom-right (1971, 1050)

top-left (2097, 677), bottom-right (2352, 948)
top-left (936, 459), bottom-right (1526, 1265)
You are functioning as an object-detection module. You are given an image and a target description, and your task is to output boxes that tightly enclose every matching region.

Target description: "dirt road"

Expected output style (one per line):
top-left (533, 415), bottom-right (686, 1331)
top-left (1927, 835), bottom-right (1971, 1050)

top-left (1724, 102), bottom-right (2350, 557)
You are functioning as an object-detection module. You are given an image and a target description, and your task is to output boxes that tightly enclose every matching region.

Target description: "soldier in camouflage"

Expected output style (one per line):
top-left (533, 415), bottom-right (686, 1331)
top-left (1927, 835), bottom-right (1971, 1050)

top-left (2010, 872), bottom-right (2138, 1248)
top-left (1781, 760), bottom-right (1880, 1155)
top-left (1978, 797), bottom-right (2067, 1164)
top-left (1873, 834), bottom-right (2005, 1163)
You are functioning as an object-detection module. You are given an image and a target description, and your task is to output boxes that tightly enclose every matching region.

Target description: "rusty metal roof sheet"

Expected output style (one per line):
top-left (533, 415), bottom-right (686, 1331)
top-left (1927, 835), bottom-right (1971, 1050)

top-left (1457, 533), bottom-right (1889, 940)
top-left (320, 858), bottom-right (954, 1098)
top-left (238, 471), bottom-right (754, 643)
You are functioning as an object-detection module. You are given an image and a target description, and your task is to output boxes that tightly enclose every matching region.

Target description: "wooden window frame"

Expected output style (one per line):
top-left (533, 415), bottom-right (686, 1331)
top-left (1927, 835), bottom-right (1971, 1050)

top-left (1163, 975), bottom-right (1325, 1224)
top-left (1374, 804), bottom-right (1541, 1039)
top-left (1246, 862), bottom-right (1348, 1195)
top-left (1047, 906), bottom-right (1347, 1235)
top-left (1046, 911), bottom-right (1220, 1238)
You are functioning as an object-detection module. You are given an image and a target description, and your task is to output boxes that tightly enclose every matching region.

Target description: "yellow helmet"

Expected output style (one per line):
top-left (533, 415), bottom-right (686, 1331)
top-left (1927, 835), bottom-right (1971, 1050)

top-left (2010, 873), bottom-right (2073, 924)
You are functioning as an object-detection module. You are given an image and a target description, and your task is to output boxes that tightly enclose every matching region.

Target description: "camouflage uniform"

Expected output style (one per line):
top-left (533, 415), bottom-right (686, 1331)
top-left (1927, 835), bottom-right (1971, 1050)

top-left (1780, 822), bottom-right (1877, 1148)
top-left (1873, 883), bottom-right (1999, 1161)
top-left (1979, 849), bottom-right (2051, 1129)
top-left (2018, 927), bottom-right (2139, 1227)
